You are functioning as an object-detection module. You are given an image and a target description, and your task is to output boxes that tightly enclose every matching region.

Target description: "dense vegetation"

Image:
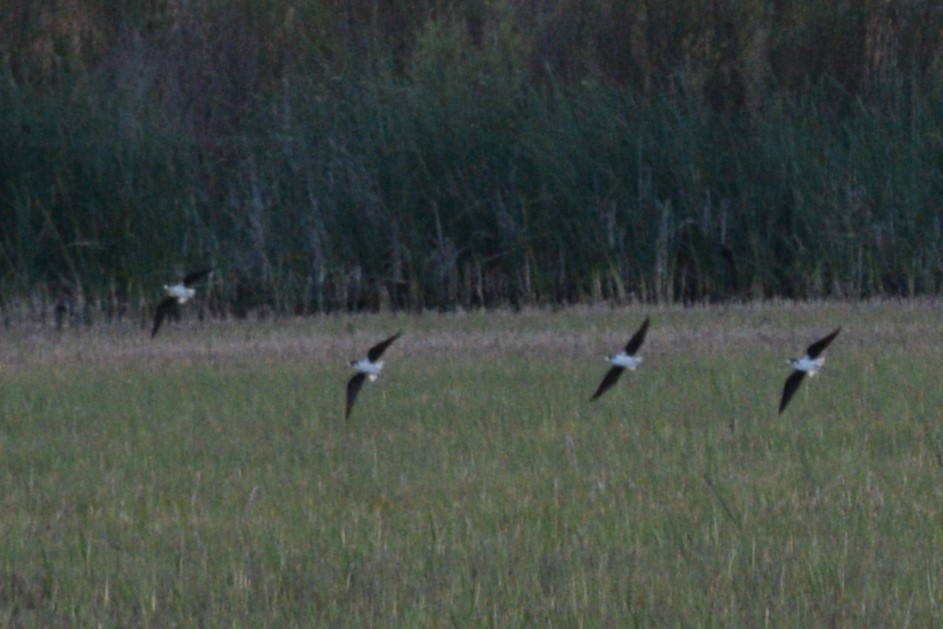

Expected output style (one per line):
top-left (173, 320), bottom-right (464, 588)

top-left (2, 1), bottom-right (943, 317)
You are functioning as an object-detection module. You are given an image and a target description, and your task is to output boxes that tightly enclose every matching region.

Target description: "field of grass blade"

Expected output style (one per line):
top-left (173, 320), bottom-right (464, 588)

top-left (1, 301), bottom-right (943, 625)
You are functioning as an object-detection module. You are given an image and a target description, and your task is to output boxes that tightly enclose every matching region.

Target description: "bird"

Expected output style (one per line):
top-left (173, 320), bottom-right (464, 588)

top-left (590, 317), bottom-right (650, 401)
top-left (778, 327), bottom-right (841, 414)
top-left (346, 331), bottom-right (401, 419)
top-left (151, 268), bottom-right (212, 337)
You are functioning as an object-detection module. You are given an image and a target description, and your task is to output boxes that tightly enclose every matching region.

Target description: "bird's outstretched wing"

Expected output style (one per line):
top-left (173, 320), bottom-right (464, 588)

top-left (624, 317), bottom-right (650, 355)
top-left (590, 366), bottom-right (625, 401)
top-left (367, 331), bottom-right (402, 362)
top-left (345, 373), bottom-right (367, 419)
top-left (183, 268), bottom-right (212, 286)
top-left (806, 327), bottom-right (841, 359)
top-left (778, 370), bottom-right (806, 414)
top-left (151, 296), bottom-right (179, 338)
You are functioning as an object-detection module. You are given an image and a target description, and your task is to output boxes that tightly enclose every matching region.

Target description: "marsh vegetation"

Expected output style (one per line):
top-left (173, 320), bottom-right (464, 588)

top-left (3, 2), bottom-right (943, 317)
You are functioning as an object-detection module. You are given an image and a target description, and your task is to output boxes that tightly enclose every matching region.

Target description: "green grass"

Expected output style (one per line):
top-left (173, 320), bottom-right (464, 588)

top-left (2, 302), bottom-right (943, 625)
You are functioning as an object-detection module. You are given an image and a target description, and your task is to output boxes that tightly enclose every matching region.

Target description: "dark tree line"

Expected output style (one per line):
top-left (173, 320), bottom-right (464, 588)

top-left (2, 1), bottom-right (943, 321)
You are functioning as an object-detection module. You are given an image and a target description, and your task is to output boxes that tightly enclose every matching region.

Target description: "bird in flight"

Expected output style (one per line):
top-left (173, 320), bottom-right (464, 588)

top-left (778, 327), bottom-right (841, 414)
top-left (590, 317), bottom-right (650, 401)
top-left (346, 331), bottom-right (401, 419)
top-left (151, 268), bottom-right (212, 337)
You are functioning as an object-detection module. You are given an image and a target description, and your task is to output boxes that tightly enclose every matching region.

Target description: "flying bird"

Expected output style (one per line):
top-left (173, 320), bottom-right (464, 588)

top-left (590, 317), bottom-right (650, 401)
top-left (778, 327), bottom-right (841, 414)
top-left (346, 331), bottom-right (401, 419)
top-left (151, 268), bottom-right (212, 337)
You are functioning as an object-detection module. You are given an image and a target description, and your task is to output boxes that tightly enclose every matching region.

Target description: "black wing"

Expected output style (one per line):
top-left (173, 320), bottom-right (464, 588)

top-left (806, 327), bottom-right (841, 359)
top-left (345, 373), bottom-right (367, 419)
top-left (624, 317), bottom-right (650, 355)
top-left (778, 370), bottom-right (806, 414)
top-left (366, 331), bottom-right (402, 362)
top-left (183, 268), bottom-right (212, 286)
top-left (151, 296), bottom-right (179, 338)
top-left (590, 366), bottom-right (625, 401)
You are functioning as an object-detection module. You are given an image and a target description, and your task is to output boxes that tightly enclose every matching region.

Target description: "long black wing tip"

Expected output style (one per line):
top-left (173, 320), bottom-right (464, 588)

top-left (624, 317), bottom-right (651, 355)
top-left (151, 297), bottom-right (176, 338)
top-left (183, 268), bottom-right (213, 286)
top-left (807, 327), bottom-right (842, 358)
top-left (590, 367), bottom-right (624, 401)
top-left (778, 371), bottom-right (805, 414)
top-left (345, 373), bottom-right (367, 419)
top-left (366, 331), bottom-right (402, 361)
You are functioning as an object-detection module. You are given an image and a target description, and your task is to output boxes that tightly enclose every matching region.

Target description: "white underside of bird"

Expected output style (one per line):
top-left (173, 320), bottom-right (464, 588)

top-left (789, 356), bottom-right (824, 375)
top-left (164, 283), bottom-right (196, 303)
top-left (352, 358), bottom-right (384, 380)
top-left (608, 353), bottom-right (643, 370)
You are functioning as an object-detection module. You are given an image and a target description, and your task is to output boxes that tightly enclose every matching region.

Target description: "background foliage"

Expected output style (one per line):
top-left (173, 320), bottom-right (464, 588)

top-left (2, 0), bottom-right (943, 317)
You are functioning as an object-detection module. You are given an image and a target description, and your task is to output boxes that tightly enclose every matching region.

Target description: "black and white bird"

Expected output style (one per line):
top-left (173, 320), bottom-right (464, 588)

top-left (778, 327), bottom-right (841, 414)
top-left (151, 268), bottom-right (212, 337)
top-left (346, 332), bottom-right (401, 419)
top-left (590, 317), bottom-right (650, 401)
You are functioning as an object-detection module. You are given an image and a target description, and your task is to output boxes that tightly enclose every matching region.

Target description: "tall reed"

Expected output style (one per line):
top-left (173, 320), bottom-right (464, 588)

top-left (2, 0), bottom-right (942, 317)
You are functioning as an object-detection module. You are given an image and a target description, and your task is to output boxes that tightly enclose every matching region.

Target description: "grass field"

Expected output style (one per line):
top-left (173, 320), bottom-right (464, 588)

top-left (1, 301), bottom-right (943, 625)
